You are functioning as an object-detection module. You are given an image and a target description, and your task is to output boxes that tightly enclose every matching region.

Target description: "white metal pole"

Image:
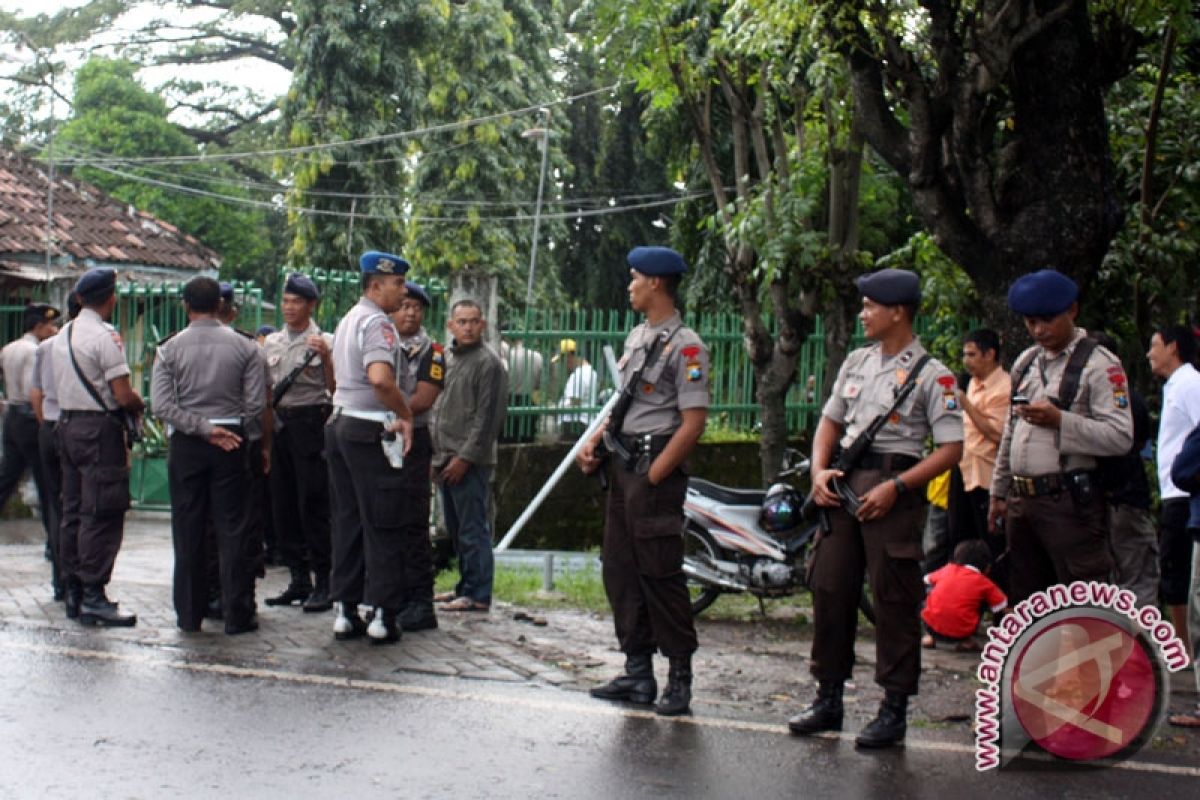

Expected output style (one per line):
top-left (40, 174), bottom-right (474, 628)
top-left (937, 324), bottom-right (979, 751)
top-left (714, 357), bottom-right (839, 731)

top-left (523, 108), bottom-right (551, 315)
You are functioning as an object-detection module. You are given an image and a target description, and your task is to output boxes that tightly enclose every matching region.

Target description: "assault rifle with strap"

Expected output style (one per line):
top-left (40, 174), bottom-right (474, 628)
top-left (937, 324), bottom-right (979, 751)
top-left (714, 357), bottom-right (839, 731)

top-left (271, 349), bottom-right (318, 407)
top-left (800, 354), bottom-right (932, 521)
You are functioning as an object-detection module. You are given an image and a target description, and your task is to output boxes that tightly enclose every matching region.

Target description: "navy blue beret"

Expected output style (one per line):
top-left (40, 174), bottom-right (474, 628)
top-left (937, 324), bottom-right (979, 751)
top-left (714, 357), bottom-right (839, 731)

top-left (256, 324), bottom-right (276, 337)
top-left (627, 246), bottom-right (687, 277)
top-left (24, 303), bottom-right (59, 326)
top-left (855, 268), bottom-right (921, 305)
top-left (1007, 269), bottom-right (1078, 317)
top-left (74, 268), bottom-right (116, 296)
top-left (404, 280), bottom-right (431, 307)
top-left (284, 272), bottom-right (320, 301)
top-left (359, 251), bottom-right (410, 275)
top-left (219, 281), bottom-right (235, 303)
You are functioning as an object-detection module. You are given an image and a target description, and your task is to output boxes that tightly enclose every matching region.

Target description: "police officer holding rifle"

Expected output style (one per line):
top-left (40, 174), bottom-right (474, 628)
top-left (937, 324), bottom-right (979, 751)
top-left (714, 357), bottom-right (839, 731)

top-left (789, 269), bottom-right (962, 749)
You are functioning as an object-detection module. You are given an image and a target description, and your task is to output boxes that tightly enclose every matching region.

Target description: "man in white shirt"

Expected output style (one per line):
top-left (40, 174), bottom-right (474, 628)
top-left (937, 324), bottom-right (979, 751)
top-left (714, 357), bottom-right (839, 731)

top-left (1148, 324), bottom-right (1200, 654)
top-left (554, 338), bottom-right (597, 440)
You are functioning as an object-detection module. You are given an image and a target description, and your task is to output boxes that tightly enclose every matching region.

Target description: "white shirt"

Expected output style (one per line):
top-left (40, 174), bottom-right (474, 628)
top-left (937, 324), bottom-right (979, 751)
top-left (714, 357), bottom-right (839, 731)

top-left (557, 361), bottom-right (597, 425)
top-left (1158, 362), bottom-right (1200, 499)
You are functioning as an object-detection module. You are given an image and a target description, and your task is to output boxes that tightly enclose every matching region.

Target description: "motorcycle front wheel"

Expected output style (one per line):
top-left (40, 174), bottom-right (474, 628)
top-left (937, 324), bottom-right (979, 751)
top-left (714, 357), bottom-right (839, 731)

top-left (682, 521), bottom-right (725, 616)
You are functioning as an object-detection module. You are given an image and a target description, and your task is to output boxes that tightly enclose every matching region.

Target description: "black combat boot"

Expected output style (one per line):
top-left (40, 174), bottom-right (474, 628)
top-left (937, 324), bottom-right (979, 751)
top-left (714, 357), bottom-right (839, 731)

top-left (654, 656), bottom-right (693, 716)
top-left (79, 585), bottom-right (137, 627)
top-left (64, 577), bottom-right (83, 620)
top-left (367, 608), bottom-right (401, 645)
top-left (590, 653), bottom-right (657, 705)
top-left (302, 573), bottom-right (333, 613)
top-left (398, 599), bottom-right (438, 632)
top-left (333, 602), bottom-right (368, 640)
top-left (855, 691), bottom-right (908, 748)
top-left (788, 682), bottom-right (844, 735)
top-left (266, 568), bottom-right (312, 607)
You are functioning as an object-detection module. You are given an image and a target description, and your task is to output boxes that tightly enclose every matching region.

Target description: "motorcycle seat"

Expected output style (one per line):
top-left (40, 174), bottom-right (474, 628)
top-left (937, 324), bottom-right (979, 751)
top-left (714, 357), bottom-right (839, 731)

top-left (687, 477), bottom-right (766, 507)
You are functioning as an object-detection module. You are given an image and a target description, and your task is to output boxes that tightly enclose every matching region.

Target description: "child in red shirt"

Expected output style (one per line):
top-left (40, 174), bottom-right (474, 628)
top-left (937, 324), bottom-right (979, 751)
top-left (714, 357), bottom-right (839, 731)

top-left (921, 539), bottom-right (1007, 651)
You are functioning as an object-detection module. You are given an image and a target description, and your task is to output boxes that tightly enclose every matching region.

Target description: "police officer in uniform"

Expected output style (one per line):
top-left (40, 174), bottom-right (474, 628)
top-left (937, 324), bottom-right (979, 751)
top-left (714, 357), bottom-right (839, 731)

top-left (152, 276), bottom-right (267, 634)
top-left (391, 280), bottom-right (445, 631)
top-left (327, 251), bottom-right (414, 644)
top-left (989, 270), bottom-right (1132, 603)
top-left (263, 273), bottom-right (335, 612)
top-left (53, 268), bottom-right (145, 627)
top-left (578, 246), bottom-right (710, 717)
top-left (789, 269), bottom-right (963, 748)
top-left (0, 303), bottom-right (60, 555)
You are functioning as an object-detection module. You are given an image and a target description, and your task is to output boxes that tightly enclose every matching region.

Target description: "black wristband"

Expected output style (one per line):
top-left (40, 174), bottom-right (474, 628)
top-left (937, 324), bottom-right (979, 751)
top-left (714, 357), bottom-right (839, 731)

top-left (892, 476), bottom-right (908, 495)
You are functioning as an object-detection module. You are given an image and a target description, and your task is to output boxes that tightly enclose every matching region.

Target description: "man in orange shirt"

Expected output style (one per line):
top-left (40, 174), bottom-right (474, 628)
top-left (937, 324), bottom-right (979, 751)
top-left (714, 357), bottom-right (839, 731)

top-left (955, 330), bottom-right (1010, 587)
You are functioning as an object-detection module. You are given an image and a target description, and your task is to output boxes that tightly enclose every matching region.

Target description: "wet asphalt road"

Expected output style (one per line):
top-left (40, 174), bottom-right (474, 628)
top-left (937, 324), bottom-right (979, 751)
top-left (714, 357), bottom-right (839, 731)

top-left (0, 627), bottom-right (1195, 798)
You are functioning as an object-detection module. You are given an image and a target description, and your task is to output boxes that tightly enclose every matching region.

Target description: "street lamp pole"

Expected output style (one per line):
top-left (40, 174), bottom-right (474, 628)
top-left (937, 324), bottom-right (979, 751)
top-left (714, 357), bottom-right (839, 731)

top-left (521, 108), bottom-right (551, 330)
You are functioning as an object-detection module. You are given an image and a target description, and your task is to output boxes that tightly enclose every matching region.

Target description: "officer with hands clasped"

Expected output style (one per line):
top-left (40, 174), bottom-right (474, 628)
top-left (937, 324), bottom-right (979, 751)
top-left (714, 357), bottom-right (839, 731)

top-left (53, 268), bottom-right (145, 627)
top-left (578, 246), bottom-right (710, 717)
top-left (789, 268), bottom-right (963, 748)
top-left (263, 272), bottom-right (336, 613)
top-left (327, 251), bottom-right (414, 645)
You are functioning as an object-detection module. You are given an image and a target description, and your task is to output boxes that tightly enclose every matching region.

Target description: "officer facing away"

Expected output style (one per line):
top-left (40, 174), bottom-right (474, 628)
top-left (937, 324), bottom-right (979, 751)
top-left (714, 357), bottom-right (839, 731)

top-left (578, 246), bottom-right (710, 717)
top-left (53, 268), bottom-right (145, 627)
top-left (790, 268), bottom-right (963, 748)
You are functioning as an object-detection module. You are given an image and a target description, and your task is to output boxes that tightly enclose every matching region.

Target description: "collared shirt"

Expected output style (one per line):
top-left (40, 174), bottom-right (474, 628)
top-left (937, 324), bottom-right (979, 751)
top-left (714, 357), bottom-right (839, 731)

top-left (432, 339), bottom-right (507, 467)
top-left (51, 310), bottom-right (130, 411)
top-left (823, 338), bottom-right (962, 458)
top-left (617, 312), bottom-right (710, 436)
top-left (960, 367), bottom-right (1011, 491)
top-left (30, 336), bottom-right (60, 421)
top-left (504, 342), bottom-right (543, 396)
top-left (1157, 362), bottom-right (1200, 499)
top-left (557, 361), bottom-right (598, 425)
top-left (0, 332), bottom-right (40, 404)
top-left (150, 318), bottom-right (266, 438)
top-left (263, 320), bottom-right (334, 409)
top-left (398, 327), bottom-right (445, 429)
top-left (331, 296), bottom-right (401, 413)
top-left (991, 328), bottom-right (1133, 498)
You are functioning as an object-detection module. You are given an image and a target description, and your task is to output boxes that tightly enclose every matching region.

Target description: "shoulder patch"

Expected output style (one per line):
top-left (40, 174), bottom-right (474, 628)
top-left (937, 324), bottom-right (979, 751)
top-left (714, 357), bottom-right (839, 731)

top-left (680, 345), bottom-right (701, 359)
top-left (380, 320), bottom-right (396, 347)
top-left (936, 375), bottom-right (956, 388)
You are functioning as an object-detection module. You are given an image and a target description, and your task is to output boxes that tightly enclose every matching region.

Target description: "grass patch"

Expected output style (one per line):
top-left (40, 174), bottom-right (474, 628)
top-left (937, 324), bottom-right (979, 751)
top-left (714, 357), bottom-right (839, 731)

top-left (436, 563), bottom-right (610, 613)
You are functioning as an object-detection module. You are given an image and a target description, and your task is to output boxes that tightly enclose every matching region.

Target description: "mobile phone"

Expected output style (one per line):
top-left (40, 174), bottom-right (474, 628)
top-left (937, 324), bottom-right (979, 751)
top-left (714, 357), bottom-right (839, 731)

top-left (1011, 394), bottom-right (1030, 406)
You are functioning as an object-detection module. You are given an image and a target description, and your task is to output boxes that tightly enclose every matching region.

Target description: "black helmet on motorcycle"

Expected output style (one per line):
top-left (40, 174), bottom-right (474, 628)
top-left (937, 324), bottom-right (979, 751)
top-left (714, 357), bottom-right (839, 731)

top-left (760, 483), bottom-right (803, 533)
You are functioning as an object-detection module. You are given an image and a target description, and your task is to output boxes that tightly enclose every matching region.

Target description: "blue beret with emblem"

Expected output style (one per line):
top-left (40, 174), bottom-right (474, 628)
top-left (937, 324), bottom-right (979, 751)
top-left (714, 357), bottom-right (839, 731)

top-left (404, 281), bottom-right (431, 307)
top-left (1007, 269), bottom-right (1079, 317)
top-left (284, 272), bottom-right (320, 301)
top-left (855, 268), bottom-right (921, 306)
top-left (219, 281), bottom-right (235, 303)
top-left (73, 267), bottom-right (116, 296)
top-left (627, 246), bottom-right (687, 276)
top-left (359, 250), bottom-right (410, 275)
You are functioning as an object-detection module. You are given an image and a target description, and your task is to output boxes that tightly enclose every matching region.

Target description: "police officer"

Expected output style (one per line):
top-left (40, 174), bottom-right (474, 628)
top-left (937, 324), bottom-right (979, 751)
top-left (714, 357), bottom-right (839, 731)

top-left (789, 268), bottom-right (963, 748)
top-left (578, 246), bottom-right (710, 717)
top-left (263, 273), bottom-right (335, 612)
top-left (988, 270), bottom-right (1133, 603)
top-left (390, 280), bottom-right (445, 631)
top-left (29, 297), bottom-right (81, 601)
top-left (152, 276), bottom-right (266, 634)
top-left (53, 268), bottom-right (145, 627)
top-left (327, 251), bottom-right (414, 644)
top-left (0, 303), bottom-right (60, 556)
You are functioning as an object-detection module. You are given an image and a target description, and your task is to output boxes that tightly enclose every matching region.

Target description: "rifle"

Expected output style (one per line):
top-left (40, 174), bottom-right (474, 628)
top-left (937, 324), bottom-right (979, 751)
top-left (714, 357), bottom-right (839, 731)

top-left (800, 354), bottom-right (931, 522)
top-left (271, 349), bottom-right (318, 408)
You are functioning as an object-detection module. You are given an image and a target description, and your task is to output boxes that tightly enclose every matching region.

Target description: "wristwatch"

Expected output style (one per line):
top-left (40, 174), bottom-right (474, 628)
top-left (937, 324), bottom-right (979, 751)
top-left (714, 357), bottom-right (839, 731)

top-left (892, 476), bottom-right (908, 495)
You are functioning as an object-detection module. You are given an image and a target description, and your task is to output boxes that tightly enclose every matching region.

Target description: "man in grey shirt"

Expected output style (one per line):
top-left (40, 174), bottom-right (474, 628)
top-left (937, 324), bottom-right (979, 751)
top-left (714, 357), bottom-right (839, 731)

top-left (152, 276), bottom-right (266, 634)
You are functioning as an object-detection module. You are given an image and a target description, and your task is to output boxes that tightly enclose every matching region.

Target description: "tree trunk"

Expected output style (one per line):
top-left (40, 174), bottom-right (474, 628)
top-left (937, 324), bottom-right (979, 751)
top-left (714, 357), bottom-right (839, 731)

top-left (756, 350), bottom-right (798, 486)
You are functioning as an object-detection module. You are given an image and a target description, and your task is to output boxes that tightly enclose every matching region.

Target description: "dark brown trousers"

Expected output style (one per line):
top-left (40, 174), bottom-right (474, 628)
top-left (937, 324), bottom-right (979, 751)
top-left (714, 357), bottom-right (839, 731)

top-left (1005, 491), bottom-right (1112, 605)
top-left (602, 466), bottom-right (697, 658)
top-left (808, 468), bottom-right (925, 695)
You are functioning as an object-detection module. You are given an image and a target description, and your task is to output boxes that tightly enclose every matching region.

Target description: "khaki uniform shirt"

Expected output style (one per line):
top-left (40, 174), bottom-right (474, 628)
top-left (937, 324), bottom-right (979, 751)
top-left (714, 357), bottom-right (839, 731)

top-left (263, 321), bottom-right (334, 409)
top-left (31, 336), bottom-right (60, 421)
top-left (151, 319), bottom-right (267, 438)
top-left (617, 312), bottom-right (710, 436)
top-left (991, 328), bottom-right (1133, 498)
top-left (331, 297), bottom-right (400, 413)
top-left (398, 327), bottom-right (445, 429)
top-left (52, 310), bottom-right (130, 411)
top-left (822, 338), bottom-right (963, 458)
top-left (1, 333), bottom-right (40, 404)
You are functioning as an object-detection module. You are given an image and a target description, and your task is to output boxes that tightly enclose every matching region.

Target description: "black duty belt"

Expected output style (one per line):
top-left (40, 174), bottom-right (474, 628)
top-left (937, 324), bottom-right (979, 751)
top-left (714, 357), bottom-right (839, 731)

top-left (617, 433), bottom-right (673, 456)
top-left (1010, 472), bottom-right (1090, 498)
top-left (60, 410), bottom-right (111, 419)
top-left (276, 404), bottom-right (331, 421)
top-left (855, 452), bottom-right (919, 472)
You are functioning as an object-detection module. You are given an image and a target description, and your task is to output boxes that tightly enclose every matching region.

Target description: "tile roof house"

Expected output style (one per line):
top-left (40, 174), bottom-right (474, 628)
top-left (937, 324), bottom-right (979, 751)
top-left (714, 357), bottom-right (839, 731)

top-left (0, 148), bottom-right (220, 305)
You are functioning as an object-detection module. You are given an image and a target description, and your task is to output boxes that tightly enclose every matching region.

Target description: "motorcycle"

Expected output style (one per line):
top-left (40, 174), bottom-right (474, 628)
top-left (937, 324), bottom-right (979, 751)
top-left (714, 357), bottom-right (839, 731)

top-left (681, 448), bottom-right (875, 621)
